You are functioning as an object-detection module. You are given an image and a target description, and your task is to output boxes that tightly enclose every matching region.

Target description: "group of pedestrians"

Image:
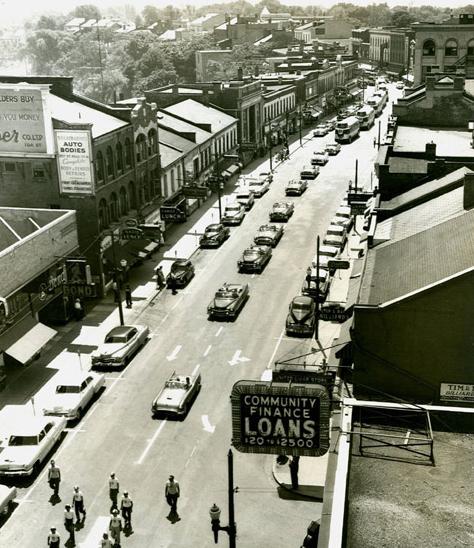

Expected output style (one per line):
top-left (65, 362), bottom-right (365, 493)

top-left (155, 265), bottom-right (178, 295)
top-left (46, 462), bottom-right (180, 546)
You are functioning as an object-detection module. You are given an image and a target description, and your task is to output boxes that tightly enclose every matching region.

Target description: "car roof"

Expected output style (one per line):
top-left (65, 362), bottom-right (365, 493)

top-left (1, 415), bottom-right (57, 436)
top-left (206, 224), bottom-right (222, 230)
top-left (107, 325), bottom-right (137, 337)
top-left (173, 259), bottom-right (190, 266)
top-left (292, 296), bottom-right (313, 306)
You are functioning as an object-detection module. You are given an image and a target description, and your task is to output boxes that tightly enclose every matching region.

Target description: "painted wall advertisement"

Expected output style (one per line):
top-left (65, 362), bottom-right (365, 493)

top-left (440, 383), bottom-right (474, 403)
top-left (55, 130), bottom-right (94, 195)
top-left (0, 88), bottom-right (47, 153)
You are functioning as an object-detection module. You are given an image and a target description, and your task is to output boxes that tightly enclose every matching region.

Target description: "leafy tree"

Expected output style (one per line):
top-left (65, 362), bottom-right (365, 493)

top-left (70, 4), bottom-right (101, 21)
top-left (142, 5), bottom-right (161, 27)
top-left (36, 15), bottom-right (62, 30)
top-left (23, 30), bottom-right (75, 74)
top-left (391, 9), bottom-right (415, 28)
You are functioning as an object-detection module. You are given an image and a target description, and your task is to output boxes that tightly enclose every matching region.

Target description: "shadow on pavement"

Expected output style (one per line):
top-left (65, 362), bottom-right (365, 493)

top-left (277, 484), bottom-right (323, 502)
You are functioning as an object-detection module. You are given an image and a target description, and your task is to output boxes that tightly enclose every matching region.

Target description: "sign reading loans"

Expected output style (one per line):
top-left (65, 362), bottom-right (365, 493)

top-left (231, 380), bottom-right (330, 457)
top-left (0, 88), bottom-right (47, 153)
top-left (440, 383), bottom-right (474, 403)
top-left (56, 130), bottom-right (94, 195)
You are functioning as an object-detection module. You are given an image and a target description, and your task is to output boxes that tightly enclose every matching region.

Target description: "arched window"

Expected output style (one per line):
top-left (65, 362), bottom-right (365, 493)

top-left (98, 198), bottom-right (108, 231)
top-left (95, 151), bottom-right (104, 183)
top-left (422, 39), bottom-right (436, 56)
top-left (125, 138), bottom-right (132, 168)
top-left (128, 181), bottom-right (136, 209)
top-left (135, 134), bottom-right (147, 163)
top-left (116, 142), bottom-right (123, 173)
top-left (119, 187), bottom-right (128, 216)
top-left (445, 39), bottom-right (458, 56)
top-left (143, 174), bottom-right (150, 202)
top-left (148, 128), bottom-right (157, 155)
top-left (106, 146), bottom-right (114, 178)
top-left (109, 192), bottom-right (118, 222)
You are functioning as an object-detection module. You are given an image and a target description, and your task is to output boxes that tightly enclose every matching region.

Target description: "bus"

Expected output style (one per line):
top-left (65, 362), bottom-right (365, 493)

top-left (373, 89), bottom-right (388, 109)
top-left (335, 116), bottom-right (360, 143)
top-left (365, 94), bottom-right (384, 117)
top-left (356, 104), bottom-right (375, 130)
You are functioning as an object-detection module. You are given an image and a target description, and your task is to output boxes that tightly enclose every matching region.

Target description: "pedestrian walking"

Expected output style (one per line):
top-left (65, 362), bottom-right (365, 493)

top-left (72, 486), bottom-right (86, 522)
top-left (373, 136), bottom-right (377, 148)
top-left (48, 460), bottom-right (61, 498)
top-left (156, 266), bottom-right (165, 290)
top-left (124, 285), bottom-right (132, 308)
top-left (47, 527), bottom-right (60, 548)
top-left (165, 475), bottom-right (180, 512)
top-left (305, 266), bottom-right (312, 289)
top-left (120, 491), bottom-right (133, 529)
top-left (289, 456), bottom-right (300, 490)
top-left (109, 509), bottom-right (123, 546)
top-left (100, 533), bottom-right (114, 548)
top-left (168, 275), bottom-right (178, 295)
top-left (64, 504), bottom-right (75, 545)
top-left (73, 298), bottom-right (84, 321)
top-left (109, 473), bottom-right (120, 510)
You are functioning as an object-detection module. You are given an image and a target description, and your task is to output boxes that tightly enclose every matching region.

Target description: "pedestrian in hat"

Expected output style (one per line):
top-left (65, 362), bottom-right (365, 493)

top-left (120, 490), bottom-right (133, 529)
top-left (47, 527), bottom-right (60, 548)
top-left (72, 486), bottom-right (86, 522)
top-left (165, 475), bottom-right (180, 512)
top-left (73, 298), bottom-right (84, 321)
top-left (109, 508), bottom-right (122, 546)
top-left (100, 533), bottom-right (113, 548)
top-left (64, 504), bottom-right (75, 545)
top-left (108, 473), bottom-right (120, 511)
top-left (48, 459), bottom-right (61, 500)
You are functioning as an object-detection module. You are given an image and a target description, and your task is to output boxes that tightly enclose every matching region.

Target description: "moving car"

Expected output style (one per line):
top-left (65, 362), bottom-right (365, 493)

top-left (151, 372), bottom-right (201, 418)
top-left (269, 201), bottom-right (295, 222)
top-left (302, 268), bottom-right (331, 301)
top-left (0, 484), bottom-right (16, 515)
top-left (253, 224), bottom-right (284, 247)
top-left (300, 166), bottom-right (319, 180)
top-left (208, 283), bottom-right (249, 321)
top-left (237, 244), bottom-right (272, 273)
top-left (286, 296), bottom-right (316, 337)
top-left (0, 413), bottom-right (66, 477)
top-left (311, 151), bottom-right (329, 166)
top-left (199, 224), bottom-right (230, 248)
top-left (235, 188), bottom-right (255, 211)
top-left (221, 202), bottom-right (246, 226)
top-left (166, 259), bottom-right (195, 288)
top-left (313, 124), bottom-right (329, 137)
top-left (325, 142), bottom-right (341, 155)
top-left (42, 371), bottom-right (105, 421)
top-left (91, 324), bottom-right (149, 369)
top-left (248, 178), bottom-right (270, 197)
top-left (285, 179), bottom-right (308, 196)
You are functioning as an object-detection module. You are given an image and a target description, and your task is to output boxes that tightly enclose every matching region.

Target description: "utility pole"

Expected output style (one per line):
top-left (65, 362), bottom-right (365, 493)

top-left (314, 236), bottom-right (320, 341)
top-left (267, 119), bottom-right (273, 173)
top-left (354, 158), bottom-right (358, 193)
top-left (110, 232), bottom-right (124, 326)
top-left (298, 106), bottom-right (303, 147)
top-left (377, 120), bottom-right (381, 149)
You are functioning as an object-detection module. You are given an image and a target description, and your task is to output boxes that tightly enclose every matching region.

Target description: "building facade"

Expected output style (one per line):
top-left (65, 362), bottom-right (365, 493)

top-left (369, 27), bottom-right (414, 75)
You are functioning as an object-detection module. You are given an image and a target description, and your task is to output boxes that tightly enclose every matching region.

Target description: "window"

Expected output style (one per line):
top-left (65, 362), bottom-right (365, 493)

top-left (95, 151), bottom-right (104, 182)
top-left (4, 162), bottom-right (16, 172)
top-left (119, 187), bottom-right (128, 216)
top-left (148, 128), bottom-right (157, 155)
top-left (135, 134), bottom-right (147, 163)
top-left (98, 198), bottom-right (108, 231)
top-left (125, 138), bottom-right (132, 168)
top-left (445, 39), bottom-right (458, 57)
top-left (128, 181), bottom-right (136, 209)
top-left (106, 146), bottom-right (114, 178)
top-left (422, 39), bottom-right (436, 56)
top-left (116, 142), bottom-right (123, 173)
top-left (33, 166), bottom-right (45, 179)
top-left (109, 192), bottom-right (118, 221)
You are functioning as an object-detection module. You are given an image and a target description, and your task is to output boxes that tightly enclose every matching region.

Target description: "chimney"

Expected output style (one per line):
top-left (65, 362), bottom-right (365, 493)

top-left (463, 172), bottom-right (474, 210)
top-left (425, 141), bottom-right (436, 160)
top-left (237, 67), bottom-right (243, 80)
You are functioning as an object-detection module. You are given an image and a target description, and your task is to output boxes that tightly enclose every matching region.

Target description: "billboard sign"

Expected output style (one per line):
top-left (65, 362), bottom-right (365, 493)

top-left (440, 383), bottom-right (474, 403)
top-left (55, 130), bottom-right (94, 195)
top-left (160, 205), bottom-right (186, 222)
top-left (231, 380), bottom-right (330, 457)
top-left (182, 185), bottom-right (208, 198)
top-left (0, 88), bottom-right (47, 153)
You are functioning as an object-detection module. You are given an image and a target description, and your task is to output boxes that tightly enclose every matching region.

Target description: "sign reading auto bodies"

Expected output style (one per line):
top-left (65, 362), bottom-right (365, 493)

top-left (55, 130), bottom-right (94, 195)
top-left (0, 88), bottom-right (47, 153)
top-left (231, 380), bottom-right (330, 457)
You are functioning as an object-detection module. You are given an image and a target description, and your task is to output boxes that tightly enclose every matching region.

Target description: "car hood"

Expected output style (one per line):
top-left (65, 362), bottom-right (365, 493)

top-left (43, 393), bottom-right (80, 411)
top-left (154, 387), bottom-right (186, 407)
top-left (201, 232), bottom-right (219, 239)
top-left (256, 231), bottom-right (275, 240)
top-left (0, 446), bottom-right (37, 466)
top-left (273, 206), bottom-right (288, 213)
top-left (168, 270), bottom-right (186, 279)
top-left (92, 343), bottom-right (125, 357)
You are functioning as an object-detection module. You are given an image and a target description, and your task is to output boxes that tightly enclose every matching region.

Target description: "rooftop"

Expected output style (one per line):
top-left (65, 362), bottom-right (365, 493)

top-left (164, 99), bottom-right (237, 134)
top-left (394, 127), bottom-right (474, 158)
top-left (388, 156), bottom-right (429, 174)
top-left (158, 111), bottom-right (212, 145)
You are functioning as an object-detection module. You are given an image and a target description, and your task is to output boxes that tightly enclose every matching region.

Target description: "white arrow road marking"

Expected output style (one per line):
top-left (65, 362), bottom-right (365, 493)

top-left (192, 363), bottom-right (200, 376)
top-left (228, 350), bottom-right (251, 366)
top-left (215, 326), bottom-right (223, 337)
top-left (79, 516), bottom-right (110, 547)
top-left (260, 369), bottom-right (273, 381)
top-left (202, 415), bottom-right (216, 433)
top-left (203, 344), bottom-right (212, 357)
top-left (166, 345), bottom-right (182, 361)
top-left (136, 420), bottom-right (167, 464)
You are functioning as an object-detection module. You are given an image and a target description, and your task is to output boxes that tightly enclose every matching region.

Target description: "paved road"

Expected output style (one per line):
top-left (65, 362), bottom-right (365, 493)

top-left (0, 84), bottom-right (401, 547)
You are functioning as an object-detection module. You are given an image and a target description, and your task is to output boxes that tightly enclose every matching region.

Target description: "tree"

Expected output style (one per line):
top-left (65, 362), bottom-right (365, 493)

top-left (23, 30), bottom-right (75, 74)
top-left (142, 5), bottom-right (161, 27)
top-left (70, 4), bottom-right (101, 21)
top-left (391, 9), bottom-right (415, 28)
top-left (36, 15), bottom-right (63, 30)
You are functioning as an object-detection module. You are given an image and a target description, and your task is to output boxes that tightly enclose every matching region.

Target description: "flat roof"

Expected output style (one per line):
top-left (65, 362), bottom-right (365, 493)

top-left (164, 99), bottom-right (237, 134)
top-left (394, 126), bottom-right (474, 158)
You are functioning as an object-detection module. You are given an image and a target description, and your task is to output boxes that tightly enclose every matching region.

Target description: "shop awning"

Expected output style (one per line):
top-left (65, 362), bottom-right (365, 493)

top-left (5, 321), bottom-right (57, 365)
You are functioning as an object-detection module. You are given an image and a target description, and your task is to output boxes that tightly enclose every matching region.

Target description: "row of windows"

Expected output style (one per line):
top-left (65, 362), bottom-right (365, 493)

top-left (264, 94), bottom-right (296, 121)
top-left (422, 38), bottom-right (474, 57)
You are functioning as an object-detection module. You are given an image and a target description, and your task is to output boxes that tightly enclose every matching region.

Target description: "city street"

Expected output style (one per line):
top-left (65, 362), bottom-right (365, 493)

top-left (0, 85), bottom-right (399, 547)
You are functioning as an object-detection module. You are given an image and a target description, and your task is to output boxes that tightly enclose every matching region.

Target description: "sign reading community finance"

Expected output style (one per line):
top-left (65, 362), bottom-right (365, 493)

top-left (55, 130), bottom-right (94, 195)
top-left (440, 383), bottom-right (474, 403)
top-left (231, 380), bottom-right (330, 457)
top-left (0, 88), bottom-right (47, 153)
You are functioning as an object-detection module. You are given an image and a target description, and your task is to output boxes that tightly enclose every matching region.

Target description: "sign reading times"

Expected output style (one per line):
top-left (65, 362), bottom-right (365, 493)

top-left (440, 383), bottom-right (474, 403)
top-left (231, 380), bottom-right (330, 457)
top-left (0, 88), bottom-right (47, 154)
top-left (56, 130), bottom-right (94, 195)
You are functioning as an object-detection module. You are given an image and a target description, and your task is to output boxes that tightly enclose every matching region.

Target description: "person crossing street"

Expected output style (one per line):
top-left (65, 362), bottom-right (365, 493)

top-left (47, 527), bottom-right (60, 548)
top-left (72, 486), bottom-right (86, 522)
top-left (120, 491), bottom-right (133, 529)
top-left (64, 504), bottom-right (75, 545)
top-left (109, 508), bottom-right (123, 546)
top-left (109, 473), bottom-right (120, 511)
top-left (165, 475), bottom-right (180, 512)
top-left (48, 460), bottom-right (61, 499)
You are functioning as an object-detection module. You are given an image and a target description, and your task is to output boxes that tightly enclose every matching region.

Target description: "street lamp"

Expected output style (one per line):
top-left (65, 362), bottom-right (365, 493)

top-left (210, 153), bottom-right (240, 221)
top-left (110, 233), bottom-right (126, 326)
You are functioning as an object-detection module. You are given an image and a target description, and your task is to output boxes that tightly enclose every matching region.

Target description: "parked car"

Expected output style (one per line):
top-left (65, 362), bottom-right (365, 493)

top-left (91, 324), bottom-right (149, 369)
top-left (166, 259), bottom-right (195, 288)
top-left (325, 142), bottom-right (341, 155)
top-left (332, 206), bottom-right (354, 231)
top-left (237, 244), bottom-right (272, 273)
top-left (235, 188), bottom-right (255, 211)
top-left (259, 171), bottom-right (273, 183)
top-left (0, 413), bottom-right (66, 477)
top-left (312, 245), bottom-right (340, 272)
top-left (286, 296), bottom-right (316, 337)
top-left (325, 119), bottom-right (337, 131)
top-left (208, 283), bottom-right (249, 321)
top-left (151, 372), bottom-right (201, 418)
top-left (248, 178), bottom-right (270, 197)
top-left (323, 229), bottom-right (347, 250)
top-left (199, 223), bottom-right (230, 248)
top-left (313, 124), bottom-right (329, 137)
top-left (300, 166), bottom-right (319, 180)
top-left (301, 268), bottom-right (331, 301)
top-left (221, 202), bottom-right (246, 226)
top-left (253, 224), bottom-right (284, 247)
top-left (0, 484), bottom-right (16, 515)
top-left (269, 201), bottom-right (295, 222)
top-left (42, 371), bottom-right (105, 421)
top-left (311, 151), bottom-right (329, 166)
top-left (285, 179), bottom-right (308, 196)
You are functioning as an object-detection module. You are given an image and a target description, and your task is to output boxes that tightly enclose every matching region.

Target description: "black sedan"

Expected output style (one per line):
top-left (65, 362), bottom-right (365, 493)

top-left (199, 224), bottom-right (230, 248)
top-left (237, 245), bottom-right (272, 273)
top-left (285, 296), bottom-right (316, 337)
top-left (269, 201), bottom-right (295, 222)
top-left (166, 259), bottom-right (195, 288)
top-left (207, 283), bottom-right (249, 321)
top-left (253, 224), bottom-right (284, 248)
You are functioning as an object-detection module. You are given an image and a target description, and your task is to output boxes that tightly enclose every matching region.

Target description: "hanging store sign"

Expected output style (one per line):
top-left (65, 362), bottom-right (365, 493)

top-left (182, 185), bottom-right (208, 198)
top-left (55, 129), bottom-right (94, 195)
top-left (231, 380), bottom-right (330, 457)
top-left (440, 383), bottom-right (474, 403)
top-left (120, 227), bottom-right (144, 240)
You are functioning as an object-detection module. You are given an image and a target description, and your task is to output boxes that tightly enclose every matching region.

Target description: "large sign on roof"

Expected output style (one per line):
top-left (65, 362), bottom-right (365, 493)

top-left (0, 87), bottom-right (48, 154)
top-left (231, 380), bottom-right (330, 457)
top-left (56, 130), bottom-right (94, 195)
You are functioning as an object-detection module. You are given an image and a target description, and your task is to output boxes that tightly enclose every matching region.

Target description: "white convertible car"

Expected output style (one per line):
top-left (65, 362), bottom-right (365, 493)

top-left (151, 373), bottom-right (201, 418)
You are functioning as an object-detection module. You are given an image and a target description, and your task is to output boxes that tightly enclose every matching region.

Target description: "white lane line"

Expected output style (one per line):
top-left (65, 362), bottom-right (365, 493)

top-left (192, 363), bottom-right (201, 376)
top-left (267, 329), bottom-right (285, 369)
top-left (404, 430), bottom-right (411, 445)
top-left (185, 444), bottom-right (199, 468)
top-left (166, 345), bottom-right (182, 361)
top-left (171, 295), bottom-right (184, 310)
top-left (215, 326), bottom-right (223, 337)
top-left (203, 344), bottom-right (212, 357)
top-left (136, 420), bottom-right (167, 465)
top-left (159, 312), bottom-right (170, 325)
top-left (79, 515), bottom-right (110, 547)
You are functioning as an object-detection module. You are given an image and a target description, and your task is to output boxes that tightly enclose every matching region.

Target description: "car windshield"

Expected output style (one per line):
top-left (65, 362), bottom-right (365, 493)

top-left (8, 435), bottom-right (38, 446)
top-left (292, 302), bottom-right (311, 311)
top-left (165, 380), bottom-right (186, 389)
top-left (250, 181), bottom-right (263, 186)
top-left (259, 225), bottom-right (275, 232)
top-left (244, 249), bottom-right (259, 257)
top-left (205, 227), bottom-right (220, 234)
top-left (274, 203), bottom-right (286, 209)
top-left (216, 288), bottom-right (238, 298)
top-left (237, 193), bottom-right (249, 198)
top-left (105, 334), bottom-right (128, 344)
top-left (56, 385), bottom-right (81, 394)
top-left (171, 263), bottom-right (187, 273)
top-left (226, 206), bottom-right (240, 212)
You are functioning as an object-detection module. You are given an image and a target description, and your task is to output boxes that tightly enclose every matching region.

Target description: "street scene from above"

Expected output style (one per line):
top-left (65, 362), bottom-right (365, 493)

top-left (1, 2), bottom-right (474, 548)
